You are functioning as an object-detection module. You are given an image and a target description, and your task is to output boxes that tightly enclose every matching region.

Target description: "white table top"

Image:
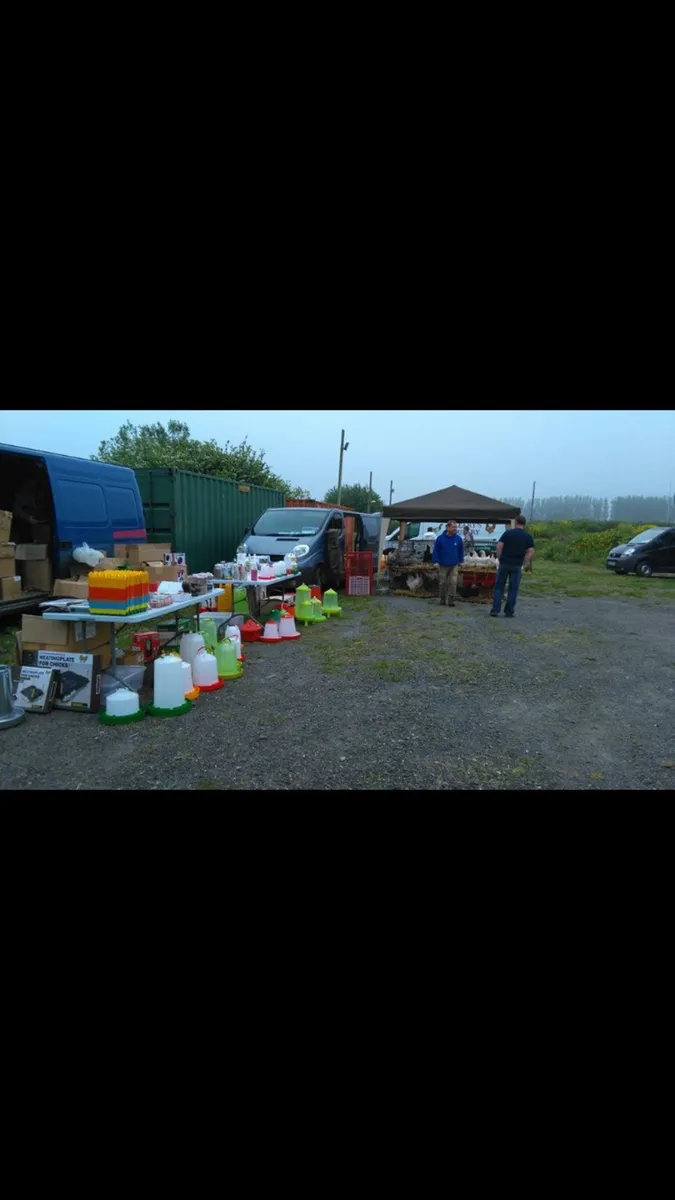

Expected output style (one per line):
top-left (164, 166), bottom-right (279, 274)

top-left (41, 591), bottom-right (221, 625)
top-left (214, 573), bottom-right (302, 589)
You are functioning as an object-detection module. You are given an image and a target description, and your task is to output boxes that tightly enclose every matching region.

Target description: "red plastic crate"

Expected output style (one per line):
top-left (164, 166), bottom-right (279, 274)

top-left (347, 576), bottom-right (373, 596)
top-left (345, 551), bottom-right (374, 577)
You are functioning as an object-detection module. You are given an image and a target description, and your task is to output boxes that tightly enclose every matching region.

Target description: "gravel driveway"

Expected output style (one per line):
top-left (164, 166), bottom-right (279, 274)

top-left (2, 591), bottom-right (674, 790)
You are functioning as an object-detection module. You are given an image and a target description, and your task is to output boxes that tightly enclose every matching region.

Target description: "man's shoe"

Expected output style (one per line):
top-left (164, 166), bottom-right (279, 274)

top-left (504, 612), bottom-right (514, 618)
top-left (449, 600), bottom-right (456, 607)
top-left (489, 611), bottom-right (499, 617)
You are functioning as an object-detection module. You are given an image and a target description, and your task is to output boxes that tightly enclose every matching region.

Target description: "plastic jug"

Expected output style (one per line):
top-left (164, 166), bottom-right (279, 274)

top-left (215, 636), bottom-right (242, 679)
top-left (180, 632), bottom-right (205, 667)
top-left (200, 618), bottom-right (219, 653)
top-left (192, 647), bottom-right (223, 691)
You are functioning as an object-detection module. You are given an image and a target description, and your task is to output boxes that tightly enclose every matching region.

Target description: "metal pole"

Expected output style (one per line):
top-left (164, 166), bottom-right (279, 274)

top-left (529, 480), bottom-right (536, 521)
top-left (389, 480), bottom-right (394, 505)
top-left (368, 471), bottom-right (372, 512)
top-left (337, 430), bottom-right (346, 506)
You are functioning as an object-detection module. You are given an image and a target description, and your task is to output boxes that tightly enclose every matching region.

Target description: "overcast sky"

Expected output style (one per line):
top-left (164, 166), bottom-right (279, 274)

top-left (1, 409), bottom-right (673, 501)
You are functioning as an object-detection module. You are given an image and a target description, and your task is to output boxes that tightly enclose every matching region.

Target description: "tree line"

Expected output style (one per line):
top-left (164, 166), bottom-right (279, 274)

top-left (92, 420), bottom-right (310, 498)
top-left (500, 494), bottom-right (674, 522)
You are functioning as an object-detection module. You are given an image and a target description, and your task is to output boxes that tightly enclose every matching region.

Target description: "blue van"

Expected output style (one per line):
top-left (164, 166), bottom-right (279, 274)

top-left (0, 442), bottom-right (146, 612)
top-left (238, 506), bottom-right (379, 589)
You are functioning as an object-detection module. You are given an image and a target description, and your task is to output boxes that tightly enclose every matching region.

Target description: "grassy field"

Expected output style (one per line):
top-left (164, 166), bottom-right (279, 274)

top-left (519, 561), bottom-right (674, 601)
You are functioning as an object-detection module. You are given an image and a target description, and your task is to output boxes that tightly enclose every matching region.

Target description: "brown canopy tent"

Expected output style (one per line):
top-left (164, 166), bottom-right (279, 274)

top-left (376, 485), bottom-right (522, 572)
top-left (382, 484), bottom-right (521, 523)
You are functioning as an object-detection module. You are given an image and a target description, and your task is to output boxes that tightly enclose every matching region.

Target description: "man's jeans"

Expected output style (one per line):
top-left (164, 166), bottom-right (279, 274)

top-left (491, 564), bottom-right (522, 615)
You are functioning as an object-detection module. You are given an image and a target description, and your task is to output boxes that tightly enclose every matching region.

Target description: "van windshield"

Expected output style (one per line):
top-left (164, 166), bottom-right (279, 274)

top-left (628, 527), bottom-right (665, 544)
top-left (251, 510), bottom-right (323, 537)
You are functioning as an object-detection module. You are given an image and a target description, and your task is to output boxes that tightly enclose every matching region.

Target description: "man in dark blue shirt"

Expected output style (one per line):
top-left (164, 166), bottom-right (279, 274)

top-left (432, 520), bottom-right (464, 606)
top-left (489, 515), bottom-right (535, 618)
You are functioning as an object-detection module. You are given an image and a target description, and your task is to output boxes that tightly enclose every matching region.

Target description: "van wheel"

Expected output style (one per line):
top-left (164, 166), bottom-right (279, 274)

top-left (312, 565), bottom-right (328, 590)
top-left (636, 561), bottom-right (652, 577)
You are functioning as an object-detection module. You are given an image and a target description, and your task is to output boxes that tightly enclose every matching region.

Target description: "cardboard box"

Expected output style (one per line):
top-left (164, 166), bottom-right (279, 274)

top-left (22, 614), bottom-right (113, 652)
top-left (1, 553), bottom-right (17, 579)
top-left (21, 649), bottom-right (103, 712)
top-left (22, 559), bottom-right (53, 592)
top-left (15, 666), bottom-right (59, 714)
top-left (53, 578), bottom-right (90, 601)
top-left (146, 563), bottom-right (187, 585)
top-left (1, 575), bottom-right (21, 601)
top-left (96, 557), bottom-right (127, 571)
top-left (0, 510), bottom-right (12, 539)
top-left (0, 542), bottom-right (16, 559)
top-left (126, 543), bottom-right (171, 564)
top-left (162, 551), bottom-right (187, 566)
top-left (15, 544), bottom-right (48, 561)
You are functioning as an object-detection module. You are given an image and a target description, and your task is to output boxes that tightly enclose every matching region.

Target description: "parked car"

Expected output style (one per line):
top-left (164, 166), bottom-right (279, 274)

top-left (238, 506), bottom-right (373, 589)
top-left (606, 526), bottom-right (675, 576)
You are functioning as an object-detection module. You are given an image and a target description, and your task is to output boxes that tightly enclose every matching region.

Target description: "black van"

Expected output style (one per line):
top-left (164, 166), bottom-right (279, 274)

top-left (606, 526), bottom-right (675, 576)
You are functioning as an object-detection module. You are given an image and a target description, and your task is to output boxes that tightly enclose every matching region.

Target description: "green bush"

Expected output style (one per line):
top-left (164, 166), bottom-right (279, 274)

top-left (528, 520), bottom-right (656, 563)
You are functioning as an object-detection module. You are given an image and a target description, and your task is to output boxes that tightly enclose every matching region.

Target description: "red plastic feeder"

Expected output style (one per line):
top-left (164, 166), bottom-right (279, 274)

top-left (241, 619), bottom-right (263, 643)
top-left (198, 678), bottom-right (225, 692)
top-left (310, 586), bottom-right (322, 601)
top-left (282, 603), bottom-right (296, 617)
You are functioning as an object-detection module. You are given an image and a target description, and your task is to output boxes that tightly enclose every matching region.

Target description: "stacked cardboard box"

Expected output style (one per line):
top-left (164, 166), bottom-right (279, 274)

top-left (14, 542), bottom-right (52, 593)
top-left (121, 542), bottom-right (188, 585)
top-left (0, 511), bottom-right (20, 599)
top-left (1, 530), bottom-right (21, 601)
top-left (22, 614), bottom-right (114, 667)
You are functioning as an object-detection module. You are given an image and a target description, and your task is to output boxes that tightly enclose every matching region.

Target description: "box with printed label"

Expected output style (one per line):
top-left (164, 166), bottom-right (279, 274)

top-left (21, 650), bottom-right (104, 712)
top-left (14, 544), bottom-right (48, 561)
top-left (162, 551), bottom-right (187, 565)
top-left (0, 542), bottom-right (16, 559)
top-left (0, 510), bottom-right (12, 539)
top-left (15, 666), bottom-right (59, 714)
top-left (126, 543), bottom-right (171, 564)
top-left (1, 575), bottom-right (22, 600)
top-left (145, 562), bottom-right (187, 584)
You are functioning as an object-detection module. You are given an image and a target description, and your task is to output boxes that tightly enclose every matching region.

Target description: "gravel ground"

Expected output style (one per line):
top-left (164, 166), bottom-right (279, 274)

top-left (2, 591), bottom-right (674, 790)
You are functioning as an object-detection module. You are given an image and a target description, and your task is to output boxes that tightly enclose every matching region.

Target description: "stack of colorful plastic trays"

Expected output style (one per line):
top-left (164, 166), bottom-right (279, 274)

top-left (88, 570), bottom-right (130, 616)
top-left (88, 569), bottom-right (149, 616)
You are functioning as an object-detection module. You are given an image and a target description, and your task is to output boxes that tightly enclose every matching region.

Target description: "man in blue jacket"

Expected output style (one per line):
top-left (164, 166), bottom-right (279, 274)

top-left (432, 520), bottom-right (464, 606)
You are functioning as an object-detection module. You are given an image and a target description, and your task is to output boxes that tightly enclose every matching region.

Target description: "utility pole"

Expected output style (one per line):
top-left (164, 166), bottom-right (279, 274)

top-left (337, 429), bottom-right (348, 505)
top-left (389, 480), bottom-right (394, 505)
top-left (368, 471), bottom-right (373, 512)
top-left (529, 480), bottom-right (536, 521)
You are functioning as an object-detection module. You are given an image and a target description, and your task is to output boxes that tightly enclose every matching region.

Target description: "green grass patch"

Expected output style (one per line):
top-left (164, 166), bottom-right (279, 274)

top-left (520, 562), bottom-right (675, 600)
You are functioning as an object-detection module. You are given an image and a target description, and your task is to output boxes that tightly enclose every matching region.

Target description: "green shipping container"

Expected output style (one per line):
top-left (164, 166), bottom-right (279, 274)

top-left (134, 468), bottom-right (286, 573)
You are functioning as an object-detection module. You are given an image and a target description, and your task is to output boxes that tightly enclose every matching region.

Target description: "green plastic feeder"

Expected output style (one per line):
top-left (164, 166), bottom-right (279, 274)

top-left (321, 588), bottom-right (342, 616)
top-left (296, 598), bottom-right (317, 626)
top-left (234, 585), bottom-right (248, 615)
top-left (310, 598), bottom-right (326, 623)
top-left (295, 583), bottom-right (311, 606)
top-left (215, 637), bottom-right (243, 680)
top-left (200, 617), bottom-right (218, 652)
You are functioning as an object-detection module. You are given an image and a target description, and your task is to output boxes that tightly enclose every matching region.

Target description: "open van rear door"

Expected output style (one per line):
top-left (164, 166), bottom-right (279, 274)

top-left (43, 454), bottom-right (146, 556)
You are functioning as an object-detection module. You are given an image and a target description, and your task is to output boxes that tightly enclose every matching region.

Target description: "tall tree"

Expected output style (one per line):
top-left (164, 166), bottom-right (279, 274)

top-left (324, 482), bottom-right (385, 511)
top-left (92, 420), bottom-right (306, 495)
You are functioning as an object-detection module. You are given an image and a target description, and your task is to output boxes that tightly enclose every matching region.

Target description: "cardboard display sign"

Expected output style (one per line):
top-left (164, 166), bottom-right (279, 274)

top-left (15, 666), bottom-right (59, 714)
top-left (21, 650), bottom-right (104, 712)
